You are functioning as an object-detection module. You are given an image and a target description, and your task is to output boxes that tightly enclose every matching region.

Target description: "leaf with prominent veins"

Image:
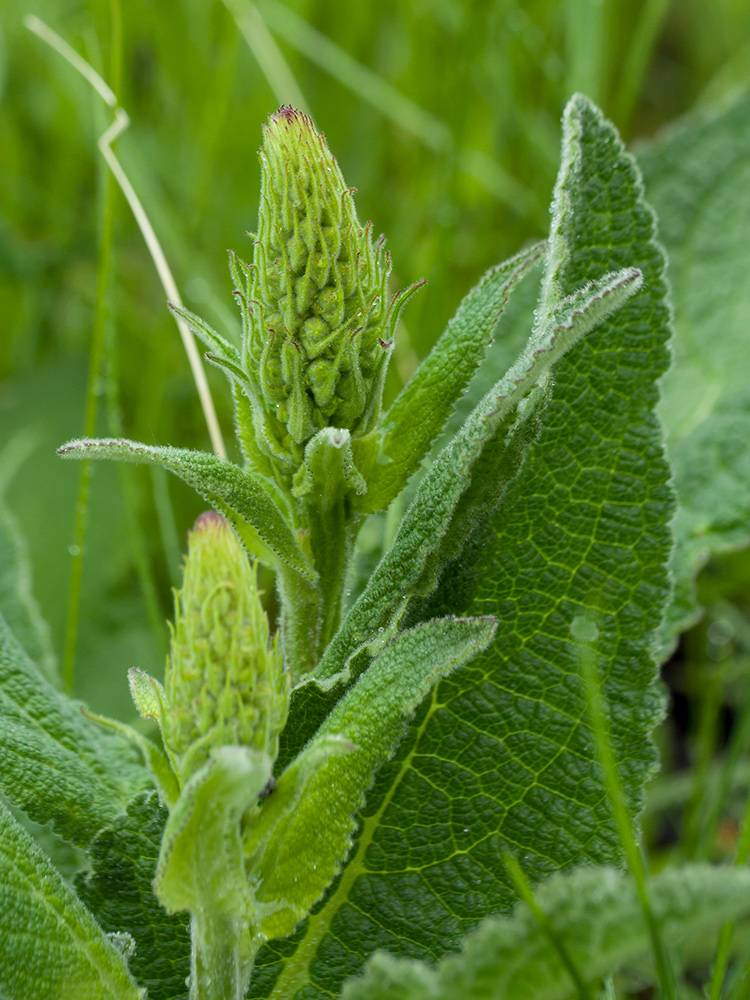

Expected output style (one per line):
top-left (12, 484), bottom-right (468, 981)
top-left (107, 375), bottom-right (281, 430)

top-left (246, 617), bottom-right (495, 942)
top-left (0, 613), bottom-right (149, 846)
top-left (252, 94), bottom-right (672, 1000)
top-left (316, 266), bottom-right (642, 686)
top-left (76, 792), bottom-right (191, 999)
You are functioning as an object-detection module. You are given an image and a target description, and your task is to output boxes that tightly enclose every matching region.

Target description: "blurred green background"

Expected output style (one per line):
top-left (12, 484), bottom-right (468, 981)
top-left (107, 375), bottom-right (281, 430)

top-left (2, 0), bottom-right (750, 740)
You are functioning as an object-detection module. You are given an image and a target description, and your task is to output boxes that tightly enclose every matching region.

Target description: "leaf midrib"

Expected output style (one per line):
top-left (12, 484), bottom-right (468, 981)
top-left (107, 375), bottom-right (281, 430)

top-left (268, 684), bottom-right (446, 999)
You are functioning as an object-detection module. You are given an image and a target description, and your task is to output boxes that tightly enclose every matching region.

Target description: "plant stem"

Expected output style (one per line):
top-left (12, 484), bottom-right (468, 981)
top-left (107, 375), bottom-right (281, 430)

top-left (190, 912), bottom-right (261, 1000)
top-left (277, 506), bottom-right (361, 678)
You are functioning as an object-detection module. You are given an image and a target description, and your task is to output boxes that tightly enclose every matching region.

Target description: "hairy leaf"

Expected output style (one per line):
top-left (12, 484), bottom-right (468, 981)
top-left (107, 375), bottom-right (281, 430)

top-left (76, 792), bottom-right (191, 1000)
top-left (316, 266), bottom-right (642, 685)
top-left (340, 865), bottom-right (750, 1000)
top-left (155, 747), bottom-right (270, 915)
top-left (254, 95), bottom-right (672, 1000)
top-left (247, 617), bottom-right (496, 940)
top-left (168, 301), bottom-right (242, 365)
top-left (0, 799), bottom-right (143, 1000)
top-left (0, 614), bottom-right (149, 846)
top-left (637, 90), bottom-right (750, 648)
top-left (358, 243), bottom-right (545, 514)
top-left (57, 438), bottom-right (316, 582)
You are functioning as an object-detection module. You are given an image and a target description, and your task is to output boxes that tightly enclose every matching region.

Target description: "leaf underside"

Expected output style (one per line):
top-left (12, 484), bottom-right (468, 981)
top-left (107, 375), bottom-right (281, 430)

top-left (251, 95), bottom-right (673, 1000)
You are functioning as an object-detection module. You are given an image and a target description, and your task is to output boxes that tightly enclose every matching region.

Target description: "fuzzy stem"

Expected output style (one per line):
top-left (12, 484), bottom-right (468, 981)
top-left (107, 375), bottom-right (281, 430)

top-left (277, 507), bottom-right (362, 678)
top-left (189, 912), bottom-right (261, 1000)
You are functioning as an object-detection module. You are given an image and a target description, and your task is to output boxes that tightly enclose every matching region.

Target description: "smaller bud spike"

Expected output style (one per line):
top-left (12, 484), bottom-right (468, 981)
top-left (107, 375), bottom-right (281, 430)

top-left (161, 512), bottom-right (289, 786)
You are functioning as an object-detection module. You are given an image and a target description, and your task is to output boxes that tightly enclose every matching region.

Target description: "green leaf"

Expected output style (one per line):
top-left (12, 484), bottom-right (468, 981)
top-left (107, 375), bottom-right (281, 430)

top-left (316, 265), bottom-right (642, 686)
top-left (155, 746), bottom-right (271, 916)
top-left (0, 799), bottom-right (144, 1000)
top-left (256, 95), bottom-right (672, 1000)
top-left (637, 90), bottom-right (750, 649)
top-left (340, 865), bottom-right (750, 1000)
top-left (76, 792), bottom-right (191, 1000)
top-left (0, 613), bottom-right (150, 846)
top-left (246, 617), bottom-right (495, 941)
top-left (57, 438), bottom-right (316, 582)
top-left (293, 427), bottom-right (368, 507)
top-left (154, 747), bottom-right (273, 1000)
top-left (357, 242), bottom-right (545, 514)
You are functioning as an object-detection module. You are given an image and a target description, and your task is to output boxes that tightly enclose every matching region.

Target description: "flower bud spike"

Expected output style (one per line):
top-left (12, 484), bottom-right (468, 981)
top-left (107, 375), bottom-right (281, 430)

top-left (235, 105), bottom-right (421, 491)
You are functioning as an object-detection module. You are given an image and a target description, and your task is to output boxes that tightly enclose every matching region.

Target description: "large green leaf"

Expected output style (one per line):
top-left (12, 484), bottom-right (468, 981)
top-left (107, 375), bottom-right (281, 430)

top-left (637, 89), bottom-right (750, 648)
top-left (0, 799), bottom-right (144, 1000)
top-left (340, 864), bottom-right (750, 1000)
top-left (248, 617), bottom-right (496, 941)
top-left (75, 792), bottom-right (191, 1000)
top-left (250, 95), bottom-right (673, 1000)
top-left (316, 266), bottom-right (642, 685)
top-left (0, 613), bottom-right (149, 846)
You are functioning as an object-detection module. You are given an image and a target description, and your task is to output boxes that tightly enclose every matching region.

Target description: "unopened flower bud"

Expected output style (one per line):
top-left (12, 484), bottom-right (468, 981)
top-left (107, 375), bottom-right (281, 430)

top-left (162, 511), bottom-right (288, 784)
top-left (237, 106), bottom-right (420, 487)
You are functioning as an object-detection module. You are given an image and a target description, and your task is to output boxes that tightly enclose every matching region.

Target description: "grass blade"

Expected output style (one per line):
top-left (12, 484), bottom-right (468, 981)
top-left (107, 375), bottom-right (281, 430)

top-left (24, 15), bottom-right (227, 461)
top-left (221, 0), bottom-right (310, 112)
top-left (576, 617), bottom-right (677, 1000)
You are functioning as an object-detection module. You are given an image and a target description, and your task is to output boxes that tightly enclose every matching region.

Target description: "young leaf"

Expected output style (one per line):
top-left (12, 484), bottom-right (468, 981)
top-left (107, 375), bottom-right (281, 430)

top-left (637, 90), bottom-right (750, 651)
top-left (0, 614), bottom-right (150, 845)
top-left (155, 748), bottom-right (273, 1000)
top-left (168, 301), bottom-right (242, 365)
top-left (316, 266), bottom-right (642, 685)
top-left (57, 438), bottom-right (316, 582)
top-left (340, 865), bottom-right (750, 1000)
top-left (357, 242), bottom-right (545, 514)
top-left (259, 95), bottom-right (673, 1000)
top-left (155, 747), bottom-right (271, 916)
top-left (0, 799), bottom-right (144, 1000)
top-left (246, 616), bottom-right (495, 942)
top-left (76, 792), bottom-right (191, 1000)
